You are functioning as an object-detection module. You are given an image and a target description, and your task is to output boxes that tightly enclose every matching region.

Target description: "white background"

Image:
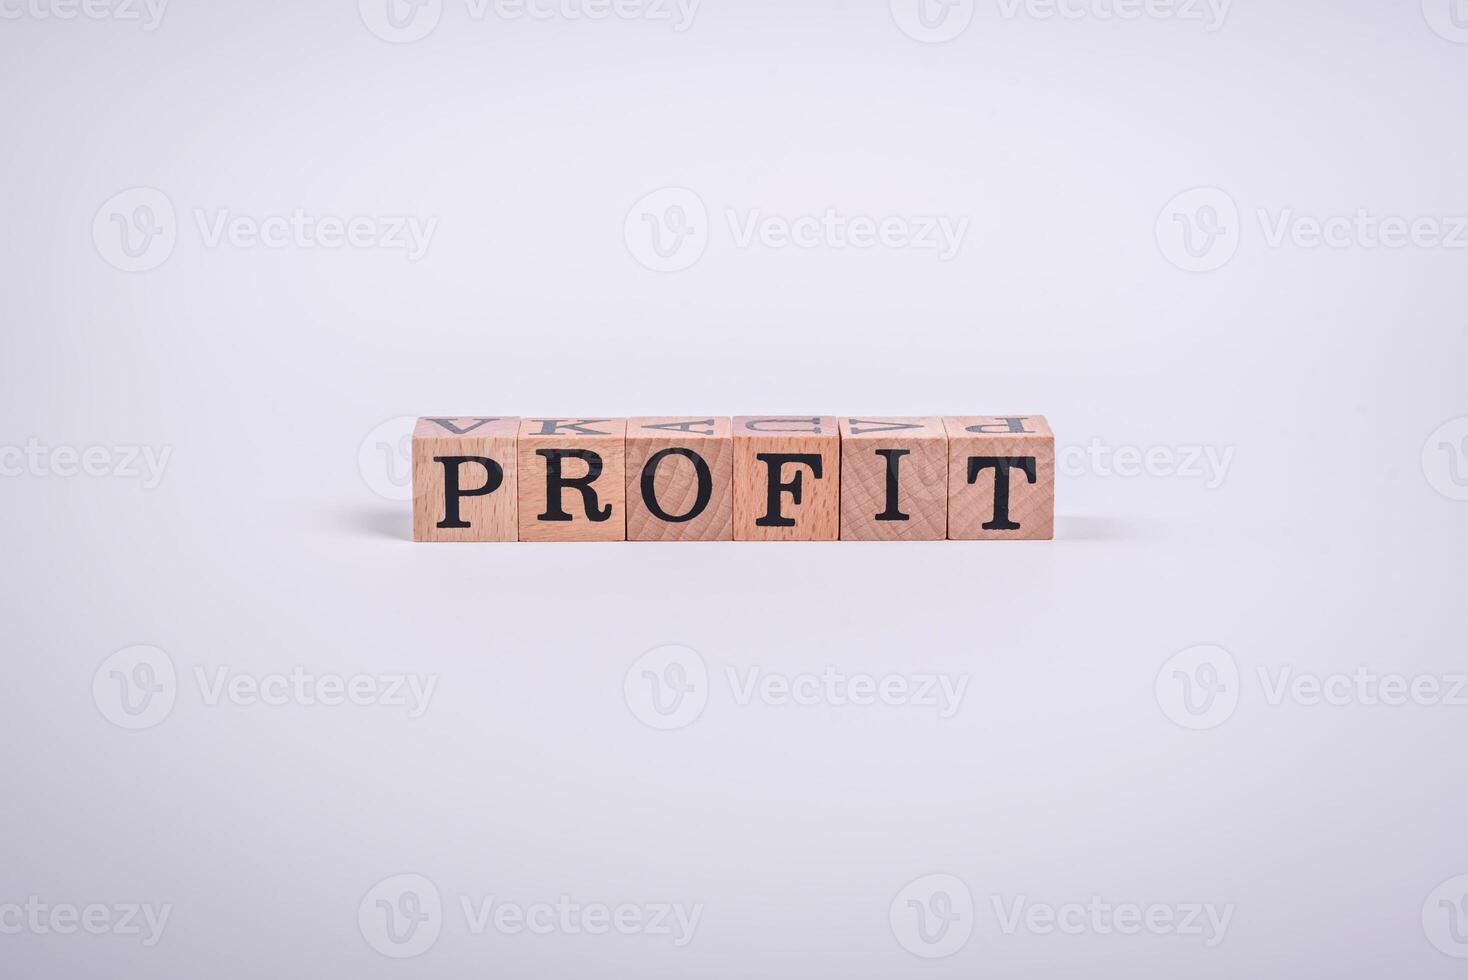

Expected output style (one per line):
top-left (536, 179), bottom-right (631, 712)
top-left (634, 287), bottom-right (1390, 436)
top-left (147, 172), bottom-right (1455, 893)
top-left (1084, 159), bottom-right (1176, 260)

top-left (2, 0), bottom-right (1467, 976)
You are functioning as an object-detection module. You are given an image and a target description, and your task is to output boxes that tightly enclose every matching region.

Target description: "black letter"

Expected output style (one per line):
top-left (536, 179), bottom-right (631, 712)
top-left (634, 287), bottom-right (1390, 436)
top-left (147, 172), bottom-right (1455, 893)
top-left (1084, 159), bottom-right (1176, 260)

top-left (873, 448), bottom-right (910, 522)
top-left (425, 417), bottom-right (500, 435)
top-left (538, 449), bottom-right (612, 522)
top-left (965, 417), bottom-right (1033, 435)
top-left (755, 453), bottom-right (823, 527)
top-left (743, 417), bottom-right (823, 434)
top-left (640, 448), bottom-right (712, 523)
top-left (532, 419), bottom-right (611, 436)
top-left (641, 419), bottom-right (716, 436)
top-left (966, 456), bottom-right (1037, 530)
top-left (435, 456), bottom-right (503, 529)
top-left (846, 419), bottom-right (922, 436)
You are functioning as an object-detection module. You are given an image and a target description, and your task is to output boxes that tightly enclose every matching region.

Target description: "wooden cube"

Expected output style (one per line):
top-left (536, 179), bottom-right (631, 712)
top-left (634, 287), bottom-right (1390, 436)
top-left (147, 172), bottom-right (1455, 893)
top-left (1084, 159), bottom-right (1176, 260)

top-left (839, 417), bottom-right (947, 541)
top-left (943, 416), bottom-right (1054, 540)
top-left (517, 418), bottom-right (627, 542)
top-left (412, 417), bottom-right (520, 542)
top-left (625, 417), bottom-right (733, 541)
top-left (732, 416), bottom-right (839, 541)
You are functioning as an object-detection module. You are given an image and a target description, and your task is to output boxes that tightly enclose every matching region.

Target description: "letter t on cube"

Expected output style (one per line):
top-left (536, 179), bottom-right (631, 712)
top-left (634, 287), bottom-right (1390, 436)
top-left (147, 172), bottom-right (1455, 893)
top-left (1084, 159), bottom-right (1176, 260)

top-left (944, 416), bottom-right (1054, 540)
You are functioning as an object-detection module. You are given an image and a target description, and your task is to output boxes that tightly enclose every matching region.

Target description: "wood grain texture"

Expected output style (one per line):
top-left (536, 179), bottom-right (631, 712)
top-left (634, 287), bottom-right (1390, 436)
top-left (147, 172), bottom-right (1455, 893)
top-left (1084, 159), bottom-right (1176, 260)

top-left (944, 416), bottom-right (1054, 540)
top-left (412, 417), bottom-right (520, 542)
top-left (625, 417), bottom-right (733, 541)
top-left (517, 418), bottom-right (627, 542)
top-left (732, 416), bottom-right (839, 541)
top-left (839, 417), bottom-right (947, 541)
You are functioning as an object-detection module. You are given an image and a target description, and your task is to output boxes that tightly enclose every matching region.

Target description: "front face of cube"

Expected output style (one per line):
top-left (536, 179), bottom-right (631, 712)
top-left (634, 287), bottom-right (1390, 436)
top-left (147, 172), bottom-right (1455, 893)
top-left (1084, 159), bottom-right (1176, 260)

top-left (412, 417), bottom-right (520, 542)
top-left (625, 418), bottom-right (734, 542)
top-left (731, 416), bottom-right (840, 541)
top-left (517, 418), bottom-right (628, 542)
top-left (838, 417), bottom-right (947, 541)
top-left (944, 416), bottom-right (1055, 540)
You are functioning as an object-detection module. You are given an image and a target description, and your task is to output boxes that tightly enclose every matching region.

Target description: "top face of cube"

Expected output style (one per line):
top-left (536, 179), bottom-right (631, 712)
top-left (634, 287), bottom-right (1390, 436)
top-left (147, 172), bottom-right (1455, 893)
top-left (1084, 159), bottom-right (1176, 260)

top-left (943, 416), bottom-right (1053, 440)
top-left (628, 417), bottom-right (732, 440)
top-left (839, 417), bottom-right (946, 440)
top-left (518, 418), bottom-right (627, 441)
top-left (413, 417), bottom-right (520, 440)
top-left (732, 416), bottom-right (839, 437)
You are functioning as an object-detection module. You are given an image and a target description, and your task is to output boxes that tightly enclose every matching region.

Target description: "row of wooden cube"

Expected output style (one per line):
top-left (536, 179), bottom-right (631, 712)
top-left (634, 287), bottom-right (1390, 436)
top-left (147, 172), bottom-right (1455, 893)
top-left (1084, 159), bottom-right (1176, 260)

top-left (412, 416), bottom-right (1054, 542)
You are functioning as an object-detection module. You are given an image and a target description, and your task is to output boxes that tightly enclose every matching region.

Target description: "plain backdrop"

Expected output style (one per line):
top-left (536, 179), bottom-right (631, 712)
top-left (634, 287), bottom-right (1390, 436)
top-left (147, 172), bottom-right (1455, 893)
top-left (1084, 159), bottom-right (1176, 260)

top-left (2, 0), bottom-right (1466, 977)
